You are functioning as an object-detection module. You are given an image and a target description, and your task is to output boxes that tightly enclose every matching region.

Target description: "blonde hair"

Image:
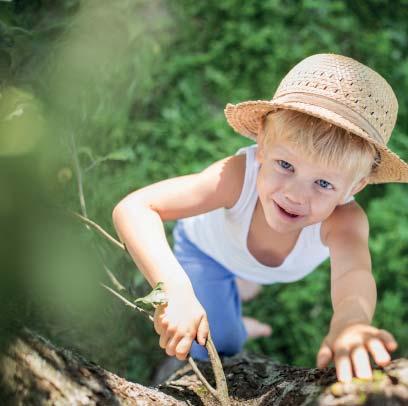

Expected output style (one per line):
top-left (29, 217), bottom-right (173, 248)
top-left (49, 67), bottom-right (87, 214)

top-left (262, 109), bottom-right (378, 181)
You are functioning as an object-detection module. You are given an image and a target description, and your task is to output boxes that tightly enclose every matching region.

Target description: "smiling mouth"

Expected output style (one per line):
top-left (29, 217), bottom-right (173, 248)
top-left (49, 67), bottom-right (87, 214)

top-left (275, 202), bottom-right (302, 218)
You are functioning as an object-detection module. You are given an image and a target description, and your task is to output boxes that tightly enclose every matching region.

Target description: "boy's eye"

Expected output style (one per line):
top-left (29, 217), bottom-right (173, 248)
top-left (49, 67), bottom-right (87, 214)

top-left (276, 161), bottom-right (333, 189)
top-left (316, 179), bottom-right (333, 190)
top-left (277, 160), bottom-right (293, 171)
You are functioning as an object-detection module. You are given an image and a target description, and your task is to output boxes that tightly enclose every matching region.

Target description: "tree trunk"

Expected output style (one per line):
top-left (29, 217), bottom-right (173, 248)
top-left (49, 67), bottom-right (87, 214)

top-left (1, 328), bottom-right (407, 405)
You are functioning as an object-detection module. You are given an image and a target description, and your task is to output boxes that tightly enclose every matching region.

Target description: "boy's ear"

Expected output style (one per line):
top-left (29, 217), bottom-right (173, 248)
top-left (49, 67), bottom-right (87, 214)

top-left (350, 177), bottom-right (369, 196)
top-left (255, 144), bottom-right (264, 163)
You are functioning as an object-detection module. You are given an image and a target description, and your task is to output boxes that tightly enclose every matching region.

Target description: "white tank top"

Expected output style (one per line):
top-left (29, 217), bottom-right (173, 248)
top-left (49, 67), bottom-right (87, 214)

top-left (181, 144), bottom-right (354, 285)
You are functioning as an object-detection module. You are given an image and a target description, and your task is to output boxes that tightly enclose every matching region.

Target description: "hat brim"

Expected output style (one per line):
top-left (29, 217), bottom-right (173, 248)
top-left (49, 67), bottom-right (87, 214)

top-left (224, 100), bottom-right (408, 184)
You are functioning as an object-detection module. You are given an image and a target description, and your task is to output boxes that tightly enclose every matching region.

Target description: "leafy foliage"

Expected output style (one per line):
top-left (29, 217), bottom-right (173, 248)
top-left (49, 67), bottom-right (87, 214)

top-left (1, 0), bottom-right (407, 384)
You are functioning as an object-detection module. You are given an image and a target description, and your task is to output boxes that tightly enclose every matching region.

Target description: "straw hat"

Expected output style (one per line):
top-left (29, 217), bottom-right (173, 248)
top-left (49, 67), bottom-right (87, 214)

top-left (224, 53), bottom-right (408, 184)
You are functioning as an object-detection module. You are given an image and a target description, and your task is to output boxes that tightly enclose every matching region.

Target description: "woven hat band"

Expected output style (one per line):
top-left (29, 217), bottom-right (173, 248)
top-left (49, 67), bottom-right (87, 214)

top-left (272, 92), bottom-right (384, 145)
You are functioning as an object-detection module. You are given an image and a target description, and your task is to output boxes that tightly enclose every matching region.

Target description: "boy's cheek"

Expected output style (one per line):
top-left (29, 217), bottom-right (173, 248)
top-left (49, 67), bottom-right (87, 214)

top-left (256, 172), bottom-right (280, 197)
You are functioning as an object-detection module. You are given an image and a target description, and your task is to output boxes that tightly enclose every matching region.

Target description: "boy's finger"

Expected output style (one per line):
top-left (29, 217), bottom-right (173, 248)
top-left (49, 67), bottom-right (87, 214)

top-left (175, 336), bottom-right (194, 360)
top-left (159, 329), bottom-right (172, 349)
top-left (153, 306), bottom-right (167, 335)
top-left (196, 315), bottom-right (209, 346)
top-left (366, 338), bottom-right (391, 366)
top-left (351, 346), bottom-right (372, 379)
top-left (317, 343), bottom-right (332, 368)
top-left (378, 329), bottom-right (398, 351)
top-left (165, 335), bottom-right (181, 357)
top-left (153, 313), bottom-right (163, 335)
top-left (335, 351), bottom-right (353, 383)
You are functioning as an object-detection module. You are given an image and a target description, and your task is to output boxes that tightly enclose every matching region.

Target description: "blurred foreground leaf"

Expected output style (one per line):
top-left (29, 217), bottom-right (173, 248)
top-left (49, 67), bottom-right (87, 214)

top-left (0, 86), bottom-right (46, 156)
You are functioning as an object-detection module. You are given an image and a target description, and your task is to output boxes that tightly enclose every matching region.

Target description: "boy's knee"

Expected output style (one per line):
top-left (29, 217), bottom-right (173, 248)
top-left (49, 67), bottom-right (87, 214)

top-left (215, 329), bottom-right (246, 356)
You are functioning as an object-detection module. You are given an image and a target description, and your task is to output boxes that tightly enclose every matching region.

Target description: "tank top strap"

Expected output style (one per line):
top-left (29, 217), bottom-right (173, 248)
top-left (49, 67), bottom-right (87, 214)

top-left (307, 222), bottom-right (324, 247)
top-left (227, 144), bottom-right (259, 218)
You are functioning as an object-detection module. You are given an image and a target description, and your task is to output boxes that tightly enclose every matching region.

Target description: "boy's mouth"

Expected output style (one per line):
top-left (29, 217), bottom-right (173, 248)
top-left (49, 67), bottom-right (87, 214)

top-left (274, 201), bottom-right (302, 219)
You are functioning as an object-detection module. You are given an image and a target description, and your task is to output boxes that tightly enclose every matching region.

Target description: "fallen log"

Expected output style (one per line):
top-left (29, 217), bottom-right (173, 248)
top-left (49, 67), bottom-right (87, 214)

top-left (0, 328), bottom-right (183, 405)
top-left (1, 328), bottom-right (407, 405)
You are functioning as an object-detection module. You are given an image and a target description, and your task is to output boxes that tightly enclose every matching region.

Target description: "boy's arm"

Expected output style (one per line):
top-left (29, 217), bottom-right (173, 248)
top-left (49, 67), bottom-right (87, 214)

top-left (325, 202), bottom-right (375, 335)
top-left (112, 154), bottom-right (245, 290)
top-left (112, 154), bottom-right (245, 359)
top-left (318, 202), bottom-right (397, 381)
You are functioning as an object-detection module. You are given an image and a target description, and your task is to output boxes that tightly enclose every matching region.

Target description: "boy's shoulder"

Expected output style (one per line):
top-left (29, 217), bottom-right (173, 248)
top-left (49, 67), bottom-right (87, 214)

top-left (197, 152), bottom-right (247, 210)
top-left (219, 153), bottom-right (246, 209)
top-left (321, 201), bottom-right (369, 247)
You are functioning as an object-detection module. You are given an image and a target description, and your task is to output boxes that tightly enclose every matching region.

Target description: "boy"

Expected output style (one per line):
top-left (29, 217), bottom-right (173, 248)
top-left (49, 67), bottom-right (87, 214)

top-left (112, 54), bottom-right (407, 382)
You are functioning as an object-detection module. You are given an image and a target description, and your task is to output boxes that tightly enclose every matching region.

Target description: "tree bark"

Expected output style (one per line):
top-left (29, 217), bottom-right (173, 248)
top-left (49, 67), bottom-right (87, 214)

top-left (0, 328), bottom-right (183, 405)
top-left (1, 328), bottom-right (407, 405)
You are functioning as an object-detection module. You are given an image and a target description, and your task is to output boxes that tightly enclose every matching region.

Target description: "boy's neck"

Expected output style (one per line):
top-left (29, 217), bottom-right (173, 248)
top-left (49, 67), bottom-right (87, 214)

top-left (254, 198), bottom-right (302, 240)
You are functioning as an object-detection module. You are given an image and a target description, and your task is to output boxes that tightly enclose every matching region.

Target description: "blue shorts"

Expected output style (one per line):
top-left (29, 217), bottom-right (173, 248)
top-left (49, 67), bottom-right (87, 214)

top-left (172, 221), bottom-right (248, 360)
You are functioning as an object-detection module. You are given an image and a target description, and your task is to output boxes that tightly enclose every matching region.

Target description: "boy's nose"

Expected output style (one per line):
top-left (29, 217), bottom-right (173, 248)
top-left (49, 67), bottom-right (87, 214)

top-left (283, 195), bottom-right (305, 211)
top-left (283, 182), bottom-right (308, 207)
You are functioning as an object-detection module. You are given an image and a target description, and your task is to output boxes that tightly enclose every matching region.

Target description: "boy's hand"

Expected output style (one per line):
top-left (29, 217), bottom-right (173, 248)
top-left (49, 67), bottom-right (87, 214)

top-left (316, 324), bottom-right (398, 382)
top-left (153, 291), bottom-right (209, 361)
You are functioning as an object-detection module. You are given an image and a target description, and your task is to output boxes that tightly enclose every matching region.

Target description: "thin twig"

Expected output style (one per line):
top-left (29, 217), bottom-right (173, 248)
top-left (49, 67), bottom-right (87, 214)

top-left (84, 157), bottom-right (105, 172)
top-left (205, 331), bottom-right (230, 405)
top-left (79, 212), bottom-right (231, 404)
top-left (70, 211), bottom-right (125, 251)
top-left (187, 356), bottom-right (218, 399)
top-left (69, 137), bottom-right (230, 404)
top-left (104, 265), bottom-right (126, 291)
top-left (70, 131), bottom-right (88, 218)
top-left (75, 210), bottom-right (231, 404)
top-left (69, 140), bottom-right (129, 312)
top-left (101, 283), bottom-right (136, 309)
top-left (101, 283), bottom-right (153, 321)
top-left (101, 283), bottom-right (226, 403)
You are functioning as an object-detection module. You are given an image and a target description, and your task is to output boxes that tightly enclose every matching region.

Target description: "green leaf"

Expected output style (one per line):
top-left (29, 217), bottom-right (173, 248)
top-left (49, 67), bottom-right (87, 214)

top-left (103, 147), bottom-right (135, 162)
top-left (134, 282), bottom-right (168, 313)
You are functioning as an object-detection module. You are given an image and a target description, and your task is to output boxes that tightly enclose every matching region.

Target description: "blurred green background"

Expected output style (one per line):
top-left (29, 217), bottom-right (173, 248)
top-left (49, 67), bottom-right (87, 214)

top-left (0, 0), bottom-right (407, 385)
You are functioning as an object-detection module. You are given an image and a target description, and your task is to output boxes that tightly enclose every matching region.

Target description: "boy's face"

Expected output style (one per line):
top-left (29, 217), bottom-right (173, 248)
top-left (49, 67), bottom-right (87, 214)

top-left (256, 137), bottom-right (367, 234)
